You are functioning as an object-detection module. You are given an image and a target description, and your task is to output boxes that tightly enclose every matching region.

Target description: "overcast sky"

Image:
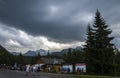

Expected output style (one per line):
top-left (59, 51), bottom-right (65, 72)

top-left (0, 0), bottom-right (120, 53)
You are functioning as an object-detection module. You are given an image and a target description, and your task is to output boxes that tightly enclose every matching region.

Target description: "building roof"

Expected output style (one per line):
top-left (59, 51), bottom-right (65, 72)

top-left (41, 58), bottom-right (64, 64)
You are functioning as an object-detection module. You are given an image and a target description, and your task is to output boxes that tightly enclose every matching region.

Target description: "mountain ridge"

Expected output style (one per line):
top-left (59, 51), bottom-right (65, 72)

top-left (10, 46), bottom-right (83, 56)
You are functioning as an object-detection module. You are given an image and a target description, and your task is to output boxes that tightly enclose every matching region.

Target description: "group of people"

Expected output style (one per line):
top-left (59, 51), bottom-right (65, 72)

top-left (25, 64), bottom-right (39, 76)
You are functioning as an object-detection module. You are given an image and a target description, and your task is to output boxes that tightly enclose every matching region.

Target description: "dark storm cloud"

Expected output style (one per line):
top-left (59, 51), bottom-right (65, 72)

top-left (0, 0), bottom-right (120, 43)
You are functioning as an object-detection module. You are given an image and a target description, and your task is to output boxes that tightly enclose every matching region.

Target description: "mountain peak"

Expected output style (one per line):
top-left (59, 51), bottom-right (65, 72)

top-left (23, 49), bottom-right (47, 56)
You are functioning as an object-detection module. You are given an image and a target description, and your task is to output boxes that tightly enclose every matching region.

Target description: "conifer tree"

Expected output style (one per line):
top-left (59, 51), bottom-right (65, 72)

top-left (85, 10), bottom-right (115, 75)
top-left (84, 24), bottom-right (96, 74)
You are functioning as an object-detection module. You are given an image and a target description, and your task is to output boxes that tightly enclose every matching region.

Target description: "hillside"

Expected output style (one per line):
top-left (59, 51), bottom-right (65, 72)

top-left (0, 45), bottom-right (14, 65)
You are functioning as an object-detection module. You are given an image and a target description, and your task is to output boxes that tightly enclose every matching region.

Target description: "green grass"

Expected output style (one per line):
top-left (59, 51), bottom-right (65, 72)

top-left (72, 75), bottom-right (117, 78)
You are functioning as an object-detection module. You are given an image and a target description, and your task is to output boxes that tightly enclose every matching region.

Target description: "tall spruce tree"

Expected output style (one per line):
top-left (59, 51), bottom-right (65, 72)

top-left (85, 10), bottom-right (115, 75)
top-left (85, 24), bottom-right (96, 74)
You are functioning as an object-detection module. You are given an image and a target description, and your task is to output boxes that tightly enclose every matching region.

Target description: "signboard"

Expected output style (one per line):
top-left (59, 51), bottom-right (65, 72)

top-left (62, 65), bottom-right (73, 73)
top-left (75, 63), bottom-right (86, 73)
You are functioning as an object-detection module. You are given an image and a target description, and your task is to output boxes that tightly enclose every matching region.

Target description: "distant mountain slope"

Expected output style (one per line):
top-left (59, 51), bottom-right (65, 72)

top-left (22, 46), bottom-right (83, 57)
top-left (10, 52), bottom-right (20, 55)
top-left (0, 45), bottom-right (10, 55)
top-left (51, 46), bottom-right (83, 57)
top-left (23, 49), bottom-right (48, 56)
top-left (36, 49), bottom-right (47, 56)
top-left (0, 45), bottom-right (14, 65)
top-left (23, 50), bottom-right (36, 56)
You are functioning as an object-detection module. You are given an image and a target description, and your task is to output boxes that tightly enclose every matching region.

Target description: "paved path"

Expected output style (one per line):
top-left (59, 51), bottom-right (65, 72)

top-left (0, 70), bottom-right (73, 78)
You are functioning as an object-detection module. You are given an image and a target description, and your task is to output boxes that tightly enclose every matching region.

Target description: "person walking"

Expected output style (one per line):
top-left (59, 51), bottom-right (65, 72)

top-left (32, 65), bottom-right (36, 76)
top-left (26, 64), bottom-right (31, 76)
